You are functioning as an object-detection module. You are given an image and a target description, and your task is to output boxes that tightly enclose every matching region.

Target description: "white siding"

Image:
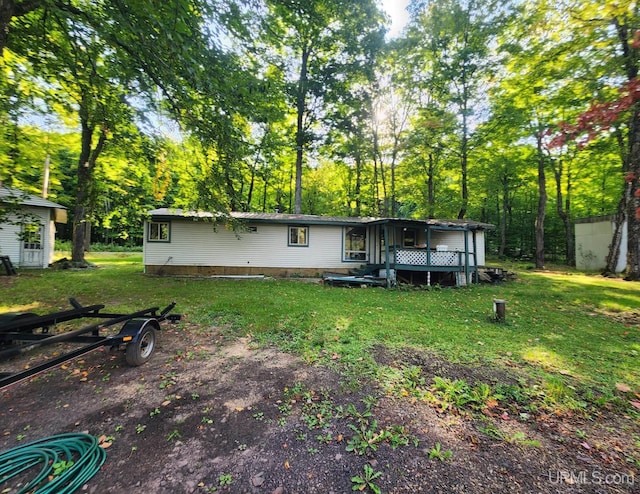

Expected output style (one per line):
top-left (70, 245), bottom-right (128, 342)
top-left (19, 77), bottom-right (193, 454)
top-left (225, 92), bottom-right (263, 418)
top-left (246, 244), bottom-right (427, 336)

top-left (0, 206), bottom-right (54, 268)
top-left (419, 230), bottom-right (486, 266)
top-left (474, 231), bottom-right (486, 266)
top-left (0, 218), bottom-right (21, 262)
top-left (144, 220), bottom-right (361, 270)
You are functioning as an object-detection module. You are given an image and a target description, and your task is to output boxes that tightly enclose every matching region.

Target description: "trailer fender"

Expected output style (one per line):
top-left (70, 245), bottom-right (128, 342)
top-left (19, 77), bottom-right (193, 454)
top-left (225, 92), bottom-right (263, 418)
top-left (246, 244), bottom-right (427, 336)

top-left (117, 318), bottom-right (160, 366)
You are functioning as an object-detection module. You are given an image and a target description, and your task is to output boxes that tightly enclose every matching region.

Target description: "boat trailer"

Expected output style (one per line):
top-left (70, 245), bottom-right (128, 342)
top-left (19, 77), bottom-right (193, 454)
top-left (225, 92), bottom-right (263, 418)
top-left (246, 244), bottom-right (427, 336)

top-left (0, 298), bottom-right (180, 389)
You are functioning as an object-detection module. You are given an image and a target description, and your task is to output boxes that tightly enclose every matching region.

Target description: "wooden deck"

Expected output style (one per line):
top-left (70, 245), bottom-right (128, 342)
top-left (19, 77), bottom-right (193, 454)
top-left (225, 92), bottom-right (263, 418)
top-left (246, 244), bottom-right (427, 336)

top-left (371, 248), bottom-right (478, 286)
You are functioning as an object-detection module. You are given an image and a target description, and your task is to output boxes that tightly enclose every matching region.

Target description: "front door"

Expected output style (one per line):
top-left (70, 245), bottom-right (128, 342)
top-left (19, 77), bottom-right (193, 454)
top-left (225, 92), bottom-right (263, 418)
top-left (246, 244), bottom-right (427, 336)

top-left (21, 224), bottom-right (44, 267)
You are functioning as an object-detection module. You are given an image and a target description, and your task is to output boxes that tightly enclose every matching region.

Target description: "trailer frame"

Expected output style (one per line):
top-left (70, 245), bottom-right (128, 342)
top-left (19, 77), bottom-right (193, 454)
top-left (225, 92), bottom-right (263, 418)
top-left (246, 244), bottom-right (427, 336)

top-left (0, 298), bottom-right (180, 389)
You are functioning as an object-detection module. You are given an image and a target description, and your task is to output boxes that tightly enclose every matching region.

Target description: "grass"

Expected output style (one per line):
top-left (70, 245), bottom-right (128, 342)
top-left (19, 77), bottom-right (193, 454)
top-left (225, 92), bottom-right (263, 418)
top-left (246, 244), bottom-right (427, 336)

top-left (2, 253), bottom-right (639, 402)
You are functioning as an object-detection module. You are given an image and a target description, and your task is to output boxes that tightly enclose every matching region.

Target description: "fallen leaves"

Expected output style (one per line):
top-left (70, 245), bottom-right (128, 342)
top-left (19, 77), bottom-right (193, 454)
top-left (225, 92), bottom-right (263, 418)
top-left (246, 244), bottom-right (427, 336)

top-left (615, 382), bottom-right (631, 393)
top-left (98, 434), bottom-right (112, 449)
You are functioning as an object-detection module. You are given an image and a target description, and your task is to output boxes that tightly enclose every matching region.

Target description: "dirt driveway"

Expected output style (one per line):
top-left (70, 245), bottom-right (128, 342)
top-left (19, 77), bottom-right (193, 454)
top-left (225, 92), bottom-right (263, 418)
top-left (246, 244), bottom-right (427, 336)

top-left (1, 321), bottom-right (638, 493)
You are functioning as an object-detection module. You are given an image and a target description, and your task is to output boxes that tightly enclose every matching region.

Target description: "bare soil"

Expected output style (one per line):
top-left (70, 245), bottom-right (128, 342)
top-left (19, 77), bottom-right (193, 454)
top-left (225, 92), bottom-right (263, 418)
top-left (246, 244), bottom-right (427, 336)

top-left (1, 321), bottom-right (638, 494)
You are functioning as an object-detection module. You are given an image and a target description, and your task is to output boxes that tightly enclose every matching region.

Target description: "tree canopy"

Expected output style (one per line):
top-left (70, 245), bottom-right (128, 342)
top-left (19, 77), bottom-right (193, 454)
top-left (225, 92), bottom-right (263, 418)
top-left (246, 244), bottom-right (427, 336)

top-left (1, 0), bottom-right (639, 277)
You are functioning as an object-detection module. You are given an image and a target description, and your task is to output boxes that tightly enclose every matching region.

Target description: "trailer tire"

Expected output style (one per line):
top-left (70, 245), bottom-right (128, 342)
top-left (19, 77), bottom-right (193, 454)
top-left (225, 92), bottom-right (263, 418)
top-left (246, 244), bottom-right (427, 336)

top-left (125, 324), bottom-right (157, 366)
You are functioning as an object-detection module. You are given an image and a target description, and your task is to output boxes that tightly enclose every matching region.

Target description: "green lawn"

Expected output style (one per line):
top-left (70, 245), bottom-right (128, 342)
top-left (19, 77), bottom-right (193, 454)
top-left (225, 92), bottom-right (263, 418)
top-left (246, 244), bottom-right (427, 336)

top-left (2, 253), bottom-right (639, 406)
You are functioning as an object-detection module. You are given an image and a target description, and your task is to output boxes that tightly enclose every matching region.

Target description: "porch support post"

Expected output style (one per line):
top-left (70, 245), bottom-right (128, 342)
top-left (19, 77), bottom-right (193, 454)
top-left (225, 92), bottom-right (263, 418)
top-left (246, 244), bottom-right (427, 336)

top-left (472, 230), bottom-right (478, 284)
top-left (426, 227), bottom-right (431, 286)
top-left (384, 223), bottom-right (391, 288)
top-left (464, 228), bottom-right (470, 285)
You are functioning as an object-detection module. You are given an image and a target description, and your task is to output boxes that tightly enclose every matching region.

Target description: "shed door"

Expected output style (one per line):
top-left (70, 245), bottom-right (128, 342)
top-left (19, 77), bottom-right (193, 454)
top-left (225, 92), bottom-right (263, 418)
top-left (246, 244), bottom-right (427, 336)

top-left (20, 224), bottom-right (44, 267)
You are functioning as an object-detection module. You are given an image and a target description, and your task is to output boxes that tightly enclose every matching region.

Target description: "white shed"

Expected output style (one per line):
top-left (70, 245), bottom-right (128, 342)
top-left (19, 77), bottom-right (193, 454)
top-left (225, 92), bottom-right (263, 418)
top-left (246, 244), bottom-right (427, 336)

top-left (574, 215), bottom-right (626, 273)
top-left (0, 186), bottom-right (67, 269)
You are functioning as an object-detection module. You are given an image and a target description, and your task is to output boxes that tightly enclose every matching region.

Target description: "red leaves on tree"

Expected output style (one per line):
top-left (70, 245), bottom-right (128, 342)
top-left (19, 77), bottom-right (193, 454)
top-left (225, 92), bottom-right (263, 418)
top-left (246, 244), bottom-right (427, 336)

top-left (544, 77), bottom-right (640, 150)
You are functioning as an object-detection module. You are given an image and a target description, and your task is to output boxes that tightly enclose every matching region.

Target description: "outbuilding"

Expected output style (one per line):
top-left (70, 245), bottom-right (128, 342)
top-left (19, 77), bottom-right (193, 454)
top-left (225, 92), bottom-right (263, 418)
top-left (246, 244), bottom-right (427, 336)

top-left (0, 186), bottom-right (67, 269)
top-left (574, 215), bottom-right (626, 273)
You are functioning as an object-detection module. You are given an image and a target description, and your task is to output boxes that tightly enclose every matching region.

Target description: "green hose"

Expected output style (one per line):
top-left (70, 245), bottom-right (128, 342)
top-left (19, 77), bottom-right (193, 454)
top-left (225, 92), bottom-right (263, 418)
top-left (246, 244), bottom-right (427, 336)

top-left (0, 432), bottom-right (106, 494)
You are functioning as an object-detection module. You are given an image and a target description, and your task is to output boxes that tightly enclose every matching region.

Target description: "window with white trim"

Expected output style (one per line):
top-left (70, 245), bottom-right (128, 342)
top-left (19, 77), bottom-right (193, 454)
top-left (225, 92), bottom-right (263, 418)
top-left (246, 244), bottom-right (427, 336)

top-left (148, 221), bottom-right (170, 242)
top-left (288, 226), bottom-right (308, 246)
top-left (344, 226), bottom-right (367, 261)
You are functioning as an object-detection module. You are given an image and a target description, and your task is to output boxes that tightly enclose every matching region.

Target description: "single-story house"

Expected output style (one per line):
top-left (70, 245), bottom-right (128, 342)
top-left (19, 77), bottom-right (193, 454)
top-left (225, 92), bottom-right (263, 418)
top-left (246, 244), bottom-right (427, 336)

top-left (143, 209), bottom-right (493, 286)
top-left (575, 215), bottom-right (626, 273)
top-left (0, 186), bottom-right (67, 268)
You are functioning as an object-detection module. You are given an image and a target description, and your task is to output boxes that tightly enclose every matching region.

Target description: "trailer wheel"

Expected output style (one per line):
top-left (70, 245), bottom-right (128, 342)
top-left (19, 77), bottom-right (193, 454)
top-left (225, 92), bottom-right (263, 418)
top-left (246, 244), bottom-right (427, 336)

top-left (125, 324), bottom-right (157, 366)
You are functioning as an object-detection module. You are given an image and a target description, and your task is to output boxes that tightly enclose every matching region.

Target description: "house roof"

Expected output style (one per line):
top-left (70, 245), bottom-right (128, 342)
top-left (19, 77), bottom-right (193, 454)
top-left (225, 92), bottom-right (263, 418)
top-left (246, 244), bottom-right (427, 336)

top-left (0, 186), bottom-right (66, 210)
top-left (148, 208), bottom-right (494, 231)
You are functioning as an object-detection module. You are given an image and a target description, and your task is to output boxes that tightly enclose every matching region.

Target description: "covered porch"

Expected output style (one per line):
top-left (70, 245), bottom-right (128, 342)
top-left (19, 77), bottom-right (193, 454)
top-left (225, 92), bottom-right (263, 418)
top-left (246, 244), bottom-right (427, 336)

top-left (365, 218), bottom-right (490, 287)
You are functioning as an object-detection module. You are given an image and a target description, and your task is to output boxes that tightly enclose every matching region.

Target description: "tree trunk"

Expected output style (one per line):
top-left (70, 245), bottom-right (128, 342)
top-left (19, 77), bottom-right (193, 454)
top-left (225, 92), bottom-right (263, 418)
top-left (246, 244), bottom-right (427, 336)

top-left (552, 157), bottom-right (575, 266)
top-left (458, 113), bottom-right (468, 220)
top-left (354, 152), bottom-right (362, 217)
top-left (613, 18), bottom-right (640, 279)
top-left (625, 103), bottom-right (640, 280)
top-left (372, 120), bottom-right (386, 216)
top-left (0, 0), bottom-right (42, 54)
top-left (0, 0), bottom-right (14, 55)
top-left (535, 134), bottom-right (547, 269)
top-left (604, 191), bottom-right (629, 276)
top-left (293, 46), bottom-right (310, 214)
top-left (499, 173), bottom-right (508, 257)
top-left (71, 118), bottom-right (107, 264)
top-left (427, 153), bottom-right (435, 219)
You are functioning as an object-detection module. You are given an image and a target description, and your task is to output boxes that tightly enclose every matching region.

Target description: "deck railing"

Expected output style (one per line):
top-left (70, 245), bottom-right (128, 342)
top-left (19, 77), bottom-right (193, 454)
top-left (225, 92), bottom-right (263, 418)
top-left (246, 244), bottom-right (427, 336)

top-left (384, 248), bottom-right (475, 268)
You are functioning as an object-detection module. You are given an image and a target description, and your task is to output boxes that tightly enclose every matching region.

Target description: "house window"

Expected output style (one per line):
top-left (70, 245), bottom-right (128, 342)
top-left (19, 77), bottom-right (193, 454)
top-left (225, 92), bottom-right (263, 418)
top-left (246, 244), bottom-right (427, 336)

top-left (148, 221), bottom-right (170, 242)
top-left (344, 226), bottom-right (367, 261)
top-left (403, 228), bottom-right (417, 247)
top-left (288, 226), bottom-right (308, 246)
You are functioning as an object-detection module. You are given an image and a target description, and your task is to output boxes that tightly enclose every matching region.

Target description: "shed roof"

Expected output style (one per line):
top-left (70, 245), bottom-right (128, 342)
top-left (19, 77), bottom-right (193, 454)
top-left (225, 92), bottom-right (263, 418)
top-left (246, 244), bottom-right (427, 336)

top-left (0, 186), bottom-right (66, 210)
top-left (148, 209), bottom-right (493, 231)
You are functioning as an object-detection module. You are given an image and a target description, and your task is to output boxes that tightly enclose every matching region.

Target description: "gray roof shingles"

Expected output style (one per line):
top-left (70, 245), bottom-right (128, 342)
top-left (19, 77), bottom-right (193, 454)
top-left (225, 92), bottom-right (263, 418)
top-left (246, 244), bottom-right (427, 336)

top-left (0, 186), bottom-right (66, 209)
top-left (148, 208), bottom-right (493, 230)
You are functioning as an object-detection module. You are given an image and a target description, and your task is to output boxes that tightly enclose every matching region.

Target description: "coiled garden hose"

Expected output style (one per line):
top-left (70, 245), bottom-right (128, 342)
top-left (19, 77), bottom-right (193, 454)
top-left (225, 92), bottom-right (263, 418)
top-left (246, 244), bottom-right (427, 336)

top-left (0, 432), bottom-right (106, 494)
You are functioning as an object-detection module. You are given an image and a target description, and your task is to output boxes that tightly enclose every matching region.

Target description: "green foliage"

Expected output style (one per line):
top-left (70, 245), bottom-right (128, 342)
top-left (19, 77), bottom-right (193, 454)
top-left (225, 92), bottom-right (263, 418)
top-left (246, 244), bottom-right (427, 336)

top-left (351, 463), bottom-right (383, 494)
top-left (477, 422), bottom-right (541, 448)
top-left (0, 0), bottom-right (635, 268)
top-left (52, 460), bottom-right (75, 476)
top-left (428, 442), bottom-right (453, 461)
top-left (218, 473), bottom-right (233, 486)
top-left (346, 419), bottom-right (386, 456)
